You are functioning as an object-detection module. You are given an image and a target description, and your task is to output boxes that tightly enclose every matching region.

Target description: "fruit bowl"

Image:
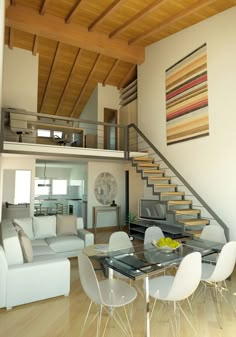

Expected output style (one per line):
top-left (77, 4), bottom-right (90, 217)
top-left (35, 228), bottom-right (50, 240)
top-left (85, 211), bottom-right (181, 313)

top-left (152, 238), bottom-right (181, 253)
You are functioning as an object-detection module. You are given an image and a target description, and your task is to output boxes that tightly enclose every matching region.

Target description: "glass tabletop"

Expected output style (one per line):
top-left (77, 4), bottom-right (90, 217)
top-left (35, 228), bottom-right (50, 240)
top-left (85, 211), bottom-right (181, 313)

top-left (103, 237), bottom-right (224, 280)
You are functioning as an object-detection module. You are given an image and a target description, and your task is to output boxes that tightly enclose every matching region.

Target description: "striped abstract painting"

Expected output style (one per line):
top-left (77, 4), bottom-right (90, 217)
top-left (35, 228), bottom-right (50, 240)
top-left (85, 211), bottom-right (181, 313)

top-left (166, 44), bottom-right (209, 145)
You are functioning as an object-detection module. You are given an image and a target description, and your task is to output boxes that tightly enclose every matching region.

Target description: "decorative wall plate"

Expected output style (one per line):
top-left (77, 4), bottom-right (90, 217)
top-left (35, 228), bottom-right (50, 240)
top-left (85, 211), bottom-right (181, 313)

top-left (94, 172), bottom-right (117, 205)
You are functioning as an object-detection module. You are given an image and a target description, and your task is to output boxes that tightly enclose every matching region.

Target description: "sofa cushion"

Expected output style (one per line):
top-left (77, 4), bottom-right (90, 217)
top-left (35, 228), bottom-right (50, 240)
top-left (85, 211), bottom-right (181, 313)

top-left (46, 236), bottom-right (84, 253)
top-left (56, 215), bottom-right (77, 236)
top-left (32, 244), bottom-right (56, 257)
top-left (13, 218), bottom-right (34, 240)
top-left (18, 230), bottom-right (33, 263)
top-left (33, 216), bottom-right (56, 239)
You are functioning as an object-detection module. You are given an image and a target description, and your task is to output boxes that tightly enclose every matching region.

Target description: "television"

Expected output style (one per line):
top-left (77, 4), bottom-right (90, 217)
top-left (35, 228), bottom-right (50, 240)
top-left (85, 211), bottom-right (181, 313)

top-left (138, 198), bottom-right (166, 220)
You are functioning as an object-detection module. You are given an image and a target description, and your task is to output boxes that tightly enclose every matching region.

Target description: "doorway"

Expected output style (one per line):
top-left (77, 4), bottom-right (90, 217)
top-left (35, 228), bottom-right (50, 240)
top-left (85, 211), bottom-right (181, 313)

top-left (104, 108), bottom-right (118, 150)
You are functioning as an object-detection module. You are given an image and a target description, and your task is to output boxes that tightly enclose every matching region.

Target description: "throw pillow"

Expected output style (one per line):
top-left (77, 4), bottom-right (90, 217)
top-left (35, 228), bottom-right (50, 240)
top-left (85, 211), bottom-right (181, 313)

top-left (13, 218), bottom-right (34, 240)
top-left (33, 216), bottom-right (57, 239)
top-left (56, 215), bottom-right (77, 236)
top-left (18, 230), bottom-right (33, 263)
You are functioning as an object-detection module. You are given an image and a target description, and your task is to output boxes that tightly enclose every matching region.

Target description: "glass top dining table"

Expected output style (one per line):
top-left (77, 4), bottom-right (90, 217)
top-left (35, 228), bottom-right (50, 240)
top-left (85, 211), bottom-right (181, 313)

top-left (87, 237), bottom-right (224, 337)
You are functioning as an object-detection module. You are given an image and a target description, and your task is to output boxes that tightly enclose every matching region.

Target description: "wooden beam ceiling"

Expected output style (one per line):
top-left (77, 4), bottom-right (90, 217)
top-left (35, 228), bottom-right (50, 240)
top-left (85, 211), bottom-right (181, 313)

top-left (129, 0), bottom-right (216, 45)
top-left (5, 4), bottom-right (145, 65)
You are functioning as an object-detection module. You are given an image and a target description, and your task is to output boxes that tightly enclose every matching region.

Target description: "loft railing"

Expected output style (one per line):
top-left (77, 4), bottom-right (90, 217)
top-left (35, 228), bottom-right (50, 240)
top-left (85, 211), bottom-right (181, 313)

top-left (0, 108), bottom-right (129, 156)
top-left (127, 123), bottom-right (229, 241)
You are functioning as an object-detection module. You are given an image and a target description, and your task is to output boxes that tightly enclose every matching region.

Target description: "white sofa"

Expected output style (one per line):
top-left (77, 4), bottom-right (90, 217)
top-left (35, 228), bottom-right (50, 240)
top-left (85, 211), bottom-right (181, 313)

top-left (0, 215), bottom-right (94, 309)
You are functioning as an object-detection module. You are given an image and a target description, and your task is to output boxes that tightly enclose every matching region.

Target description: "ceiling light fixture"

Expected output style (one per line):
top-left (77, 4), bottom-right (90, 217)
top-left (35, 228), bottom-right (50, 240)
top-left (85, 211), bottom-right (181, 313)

top-left (37, 162), bottom-right (51, 187)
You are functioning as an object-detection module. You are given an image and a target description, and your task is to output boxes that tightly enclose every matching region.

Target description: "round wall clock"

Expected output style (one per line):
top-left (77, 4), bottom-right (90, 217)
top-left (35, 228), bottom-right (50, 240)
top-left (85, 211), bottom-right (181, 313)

top-left (94, 172), bottom-right (117, 205)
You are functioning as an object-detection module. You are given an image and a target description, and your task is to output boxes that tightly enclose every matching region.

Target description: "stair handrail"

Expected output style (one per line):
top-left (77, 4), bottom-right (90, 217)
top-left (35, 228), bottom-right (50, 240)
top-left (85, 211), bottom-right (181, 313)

top-left (127, 123), bottom-right (229, 241)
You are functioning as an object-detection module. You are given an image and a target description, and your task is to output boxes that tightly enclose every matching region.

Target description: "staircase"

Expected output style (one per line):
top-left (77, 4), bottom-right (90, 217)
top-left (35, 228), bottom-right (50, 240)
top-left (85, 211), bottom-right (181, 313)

top-left (132, 155), bottom-right (210, 236)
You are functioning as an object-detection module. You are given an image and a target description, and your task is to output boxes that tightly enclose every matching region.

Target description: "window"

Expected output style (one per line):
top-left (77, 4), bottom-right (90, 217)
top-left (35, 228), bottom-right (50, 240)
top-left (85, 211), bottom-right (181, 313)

top-left (52, 180), bottom-right (67, 195)
top-left (15, 170), bottom-right (31, 204)
top-left (35, 179), bottom-right (50, 196)
top-left (37, 129), bottom-right (51, 137)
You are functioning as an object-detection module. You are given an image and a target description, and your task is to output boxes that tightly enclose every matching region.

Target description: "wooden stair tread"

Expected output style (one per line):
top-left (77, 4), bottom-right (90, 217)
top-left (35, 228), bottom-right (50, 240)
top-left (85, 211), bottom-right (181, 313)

top-left (174, 209), bottom-right (200, 215)
top-left (137, 163), bottom-right (159, 168)
top-left (178, 219), bottom-right (209, 226)
top-left (161, 191), bottom-right (184, 196)
top-left (143, 169), bottom-right (165, 174)
top-left (133, 157), bottom-right (153, 162)
top-left (167, 200), bottom-right (192, 205)
top-left (154, 184), bottom-right (176, 188)
top-left (149, 177), bottom-right (171, 181)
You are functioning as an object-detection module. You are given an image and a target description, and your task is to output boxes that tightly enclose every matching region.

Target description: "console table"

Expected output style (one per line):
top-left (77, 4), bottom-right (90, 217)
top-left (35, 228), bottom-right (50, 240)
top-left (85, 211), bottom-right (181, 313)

top-left (92, 206), bottom-right (120, 240)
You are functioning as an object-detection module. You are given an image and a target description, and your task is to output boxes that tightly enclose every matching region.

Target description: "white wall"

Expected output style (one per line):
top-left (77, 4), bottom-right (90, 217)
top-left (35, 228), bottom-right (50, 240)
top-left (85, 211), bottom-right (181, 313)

top-left (138, 7), bottom-right (236, 240)
top-left (79, 86), bottom-right (98, 135)
top-left (97, 84), bottom-right (120, 148)
top-left (87, 161), bottom-right (126, 229)
top-left (2, 46), bottom-right (38, 112)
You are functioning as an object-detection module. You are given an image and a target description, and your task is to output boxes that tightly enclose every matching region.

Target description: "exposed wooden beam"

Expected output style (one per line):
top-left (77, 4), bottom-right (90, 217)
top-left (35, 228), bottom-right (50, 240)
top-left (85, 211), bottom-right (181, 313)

top-left (8, 27), bottom-right (14, 49)
top-left (55, 48), bottom-right (82, 115)
top-left (6, 4), bottom-right (144, 64)
top-left (103, 59), bottom-right (120, 86)
top-left (118, 64), bottom-right (136, 89)
top-left (32, 35), bottom-right (39, 55)
top-left (40, 0), bottom-right (51, 15)
top-left (39, 42), bottom-right (61, 112)
top-left (65, 0), bottom-right (83, 24)
top-left (70, 54), bottom-right (102, 117)
top-left (129, 0), bottom-right (215, 45)
top-left (88, 0), bottom-right (126, 32)
top-left (110, 0), bottom-right (166, 38)
top-left (10, 0), bottom-right (16, 5)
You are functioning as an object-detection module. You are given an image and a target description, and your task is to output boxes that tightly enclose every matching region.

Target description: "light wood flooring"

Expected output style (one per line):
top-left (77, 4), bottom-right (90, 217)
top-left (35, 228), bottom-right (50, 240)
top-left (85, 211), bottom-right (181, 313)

top-left (0, 230), bottom-right (236, 337)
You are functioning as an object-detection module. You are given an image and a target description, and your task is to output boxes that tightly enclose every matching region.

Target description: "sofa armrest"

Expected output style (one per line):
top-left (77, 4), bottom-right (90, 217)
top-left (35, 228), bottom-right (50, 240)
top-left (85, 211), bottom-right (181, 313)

top-left (6, 257), bottom-right (70, 309)
top-left (77, 229), bottom-right (94, 247)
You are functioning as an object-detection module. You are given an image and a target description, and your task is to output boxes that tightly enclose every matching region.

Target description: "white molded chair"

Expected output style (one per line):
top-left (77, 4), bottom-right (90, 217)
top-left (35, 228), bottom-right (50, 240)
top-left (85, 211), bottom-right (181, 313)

top-left (148, 252), bottom-right (201, 337)
top-left (144, 226), bottom-right (164, 245)
top-left (200, 225), bottom-right (227, 243)
top-left (108, 231), bottom-right (134, 287)
top-left (109, 231), bottom-right (133, 251)
top-left (200, 241), bottom-right (236, 328)
top-left (78, 252), bottom-right (137, 337)
top-left (200, 225), bottom-right (227, 264)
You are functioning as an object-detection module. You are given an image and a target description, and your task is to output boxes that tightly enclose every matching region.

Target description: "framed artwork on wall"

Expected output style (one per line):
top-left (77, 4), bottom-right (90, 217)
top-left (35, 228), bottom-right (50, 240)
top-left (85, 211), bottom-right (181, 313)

top-left (166, 43), bottom-right (209, 145)
top-left (94, 172), bottom-right (117, 205)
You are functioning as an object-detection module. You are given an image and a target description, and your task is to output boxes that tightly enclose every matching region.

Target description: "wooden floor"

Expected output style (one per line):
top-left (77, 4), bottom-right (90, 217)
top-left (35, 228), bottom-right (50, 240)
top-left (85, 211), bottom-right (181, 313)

top-left (0, 230), bottom-right (236, 337)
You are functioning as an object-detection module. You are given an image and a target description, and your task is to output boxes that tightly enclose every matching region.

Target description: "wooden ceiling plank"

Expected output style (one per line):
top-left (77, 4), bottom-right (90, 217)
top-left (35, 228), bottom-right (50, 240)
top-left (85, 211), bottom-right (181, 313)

top-left (39, 42), bottom-right (61, 112)
top-left (10, 0), bottom-right (16, 5)
top-left (129, 0), bottom-right (216, 45)
top-left (88, 0), bottom-right (126, 32)
top-left (55, 48), bottom-right (82, 114)
top-left (118, 64), bottom-right (136, 89)
top-left (65, 0), bottom-right (83, 24)
top-left (32, 35), bottom-right (39, 55)
top-left (110, 0), bottom-right (167, 38)
top-left (70, 54), bottom-right (102, 117)
top-left (103, 59), bottom-right (120, 86)
top-left (40, 0), bottom-right (51, 15)
top-left (6, 4), bottom-right (144, 65)
top-left (8, 27), bottom-right (14, 49)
